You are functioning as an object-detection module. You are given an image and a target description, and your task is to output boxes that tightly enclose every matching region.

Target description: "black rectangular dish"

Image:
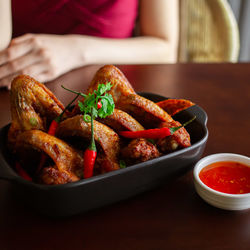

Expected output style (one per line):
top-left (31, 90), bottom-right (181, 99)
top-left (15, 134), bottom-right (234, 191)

top-left (0, 93), bottom-right (208, 217)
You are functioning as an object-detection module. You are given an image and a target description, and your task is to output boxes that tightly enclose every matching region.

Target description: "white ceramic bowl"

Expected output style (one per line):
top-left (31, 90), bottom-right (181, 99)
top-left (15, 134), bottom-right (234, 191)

top-left (193, 153), bottom-right (250, 210)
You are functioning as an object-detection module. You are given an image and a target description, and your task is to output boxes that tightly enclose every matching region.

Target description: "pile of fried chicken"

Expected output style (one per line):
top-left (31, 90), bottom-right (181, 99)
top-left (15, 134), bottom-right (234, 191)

top-left (7, 65), bottom-right (194, 185)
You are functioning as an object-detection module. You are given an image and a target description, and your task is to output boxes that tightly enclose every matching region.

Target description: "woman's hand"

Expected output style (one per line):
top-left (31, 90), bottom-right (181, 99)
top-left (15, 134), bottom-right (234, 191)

top-left (0, 33), bottom-right (83, 89)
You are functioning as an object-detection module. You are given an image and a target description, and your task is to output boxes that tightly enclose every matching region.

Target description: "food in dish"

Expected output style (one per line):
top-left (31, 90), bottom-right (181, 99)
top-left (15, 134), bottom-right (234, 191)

top-left (194, 153), bottom-right (250, 211)
top-left (7, 65), bottom-right (195, 185)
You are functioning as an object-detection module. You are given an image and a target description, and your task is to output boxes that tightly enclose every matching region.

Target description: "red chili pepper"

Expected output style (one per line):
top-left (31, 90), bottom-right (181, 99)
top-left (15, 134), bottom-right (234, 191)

top-left (120, 127), bottom-right (171, 139)
top-left (97, 101), bottom-right (102, 109)
top-left (47, 119), bottom-right (59, 135)
top-left (83, 148), bottom-right (97, 178)
top-left (83, 107), bottom-right (97, 179)
top-left (15, 162), bottom-right (32, 181)
top-left (119, 117), bottom-right (196, 139)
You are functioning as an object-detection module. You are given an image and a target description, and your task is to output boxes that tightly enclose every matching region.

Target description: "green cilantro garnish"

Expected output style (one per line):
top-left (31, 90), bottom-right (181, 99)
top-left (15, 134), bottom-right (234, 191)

top-left (77, 83), bottom-right (114, 122)
top-left (61, 83), bottom-right (115, 122)
top-left (119, 160), bottom-right (126, 169)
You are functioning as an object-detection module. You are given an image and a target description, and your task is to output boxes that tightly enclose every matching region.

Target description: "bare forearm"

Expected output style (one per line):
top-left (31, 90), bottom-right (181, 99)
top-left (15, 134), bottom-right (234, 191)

top-left (71, 0), bottom-right (179, 66)
top-left (73, 35), bottom-right (178, 66)
top-left (0, 0), bottom-right (12, 51)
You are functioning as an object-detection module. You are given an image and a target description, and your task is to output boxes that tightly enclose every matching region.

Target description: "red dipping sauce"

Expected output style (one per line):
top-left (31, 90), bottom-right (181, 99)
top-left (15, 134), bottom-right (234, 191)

top-left (199, 161), bottom-right (250, 194)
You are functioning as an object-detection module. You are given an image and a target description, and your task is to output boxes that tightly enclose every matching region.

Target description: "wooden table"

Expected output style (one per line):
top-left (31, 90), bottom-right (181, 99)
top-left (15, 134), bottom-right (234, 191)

top-left (0, 64), bottom-right (249, 250)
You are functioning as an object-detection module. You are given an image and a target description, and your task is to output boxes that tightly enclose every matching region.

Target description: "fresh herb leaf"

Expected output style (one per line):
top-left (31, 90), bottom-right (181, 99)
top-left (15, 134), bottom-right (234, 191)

top-left (62, 83), bottom-right (114, 122)
top-left (92, 107), bottom-right (98, 120)
top-left (78, 100), bottom-right (85, 112)
top-left (95, 82), bottom-right (112, 96)
top-left (78, 83), bottom-right (114, 121)
top-left (98, 93), bottom-right (114, 118)
top-left (119, 160), bottom-right (126, 169)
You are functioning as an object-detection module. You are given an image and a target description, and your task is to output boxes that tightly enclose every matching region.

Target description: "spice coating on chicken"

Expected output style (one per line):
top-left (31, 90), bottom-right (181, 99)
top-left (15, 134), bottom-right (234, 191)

top-left (40, 167), bottom-right (76, 185)
top-left (85, 65), bottom-right (173, 127)
top-left (86, 65), bottom-right (191, 147)
top-left (8, 75), bottom-right (65, 150)
top-left (86, 65), bottom-right (136, 103)
top-left (116, 93), bottom-right (174, 128)
top-left (98, 109), bottom-right (144, 132)
top-left (121, 138), bottom-right (160, 165)
top-left (14, 130), bottom-right (83, 184)
top-left (56, 115), bottom-right (120, 172)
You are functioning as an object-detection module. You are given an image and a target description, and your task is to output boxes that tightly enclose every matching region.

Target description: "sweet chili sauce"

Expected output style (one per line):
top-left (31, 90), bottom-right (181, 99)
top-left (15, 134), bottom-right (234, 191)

top-left (199, 161), bottom-right (250, 194)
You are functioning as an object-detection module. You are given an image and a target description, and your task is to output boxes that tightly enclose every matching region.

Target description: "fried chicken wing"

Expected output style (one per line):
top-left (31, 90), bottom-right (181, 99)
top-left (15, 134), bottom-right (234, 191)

top-left (72, 64), bottom-right (135, 115)
top-left (85, 65), bottom-right (173, 127)
top-left (56, 115), bottom-right (120, 172)
top-left (115, 93), bottom-right (173, 128)
top-left (85, 65), bottom-right (191, 147)
top-left (8, 75), bottom-right (65, 150)
top-left (14, 130), bottom-right (83, 184)
top-left (86, 65), bottom-right (136, 102)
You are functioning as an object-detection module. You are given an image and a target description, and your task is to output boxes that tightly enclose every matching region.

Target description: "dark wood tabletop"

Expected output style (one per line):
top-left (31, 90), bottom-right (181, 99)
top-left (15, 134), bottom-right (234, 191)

top-left (0, 64), bottom-right (249, 250)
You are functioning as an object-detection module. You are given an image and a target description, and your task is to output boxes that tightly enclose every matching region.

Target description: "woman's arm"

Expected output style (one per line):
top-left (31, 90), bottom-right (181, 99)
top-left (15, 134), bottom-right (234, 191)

top-left (77, 0), bottom-right (179, 64)
top-left (0, 0), bottom-right (12, 51)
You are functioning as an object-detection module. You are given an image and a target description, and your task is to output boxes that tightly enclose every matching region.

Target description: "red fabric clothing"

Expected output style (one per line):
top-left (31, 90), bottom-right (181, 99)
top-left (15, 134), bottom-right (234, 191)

top-left (11, 0), bottom-right (138, 38)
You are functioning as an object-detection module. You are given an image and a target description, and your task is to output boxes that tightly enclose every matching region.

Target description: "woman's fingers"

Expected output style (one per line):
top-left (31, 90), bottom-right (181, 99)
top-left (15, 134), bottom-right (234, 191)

top-left (0, 33), bottom-right (81, 86)
top-left (10, 33), bottom-right (34, 45)
top-left (0, 49), bottom-right (43, 79)
top-left (0, 37), bottom-right (34, 66)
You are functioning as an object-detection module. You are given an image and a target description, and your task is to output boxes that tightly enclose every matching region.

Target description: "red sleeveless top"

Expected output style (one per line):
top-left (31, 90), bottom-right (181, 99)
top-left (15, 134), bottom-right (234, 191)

top-left (12, 0), bottom-right (138, 38)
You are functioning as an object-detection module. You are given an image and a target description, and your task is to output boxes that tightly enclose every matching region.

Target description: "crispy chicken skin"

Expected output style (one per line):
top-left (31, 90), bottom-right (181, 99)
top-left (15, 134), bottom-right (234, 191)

top-left (14, 130), bottom-right (83, 184)
top-left (40, 167), bottom-right (77, 185)
top-left (121, 138), bottom-right (160, 165)
top-left (116, 93), bottom-right (173, 128)
top-left (86, 65), bottom-right (136, 102)
top-left (98, 109), bottom-right (144, 132)
top-left (56, 115), bottom-right (120, 172)
top-left (8, 75), bottom-right (65, 150)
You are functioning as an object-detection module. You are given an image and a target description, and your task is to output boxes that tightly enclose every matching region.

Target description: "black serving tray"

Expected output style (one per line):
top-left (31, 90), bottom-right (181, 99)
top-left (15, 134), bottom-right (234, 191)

top-left (0, 93), bottom-right (208, 217)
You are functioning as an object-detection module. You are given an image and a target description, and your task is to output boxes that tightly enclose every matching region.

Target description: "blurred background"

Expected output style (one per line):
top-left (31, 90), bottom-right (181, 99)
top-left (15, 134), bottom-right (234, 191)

top-left (178, 0), bottom-right (250, 62)
top-left (227, 0), bottom-right (250, 62)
